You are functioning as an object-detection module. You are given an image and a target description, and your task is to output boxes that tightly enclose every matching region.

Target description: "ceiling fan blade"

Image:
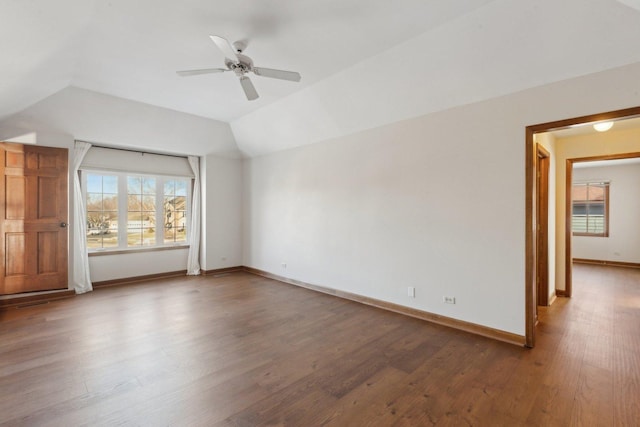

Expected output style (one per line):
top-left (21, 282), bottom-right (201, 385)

top-left (253, 67), bottom-right (301, 82)
top-left (176, 68), bottom-right (228, 77)
top-left (239, 76), bottom-right (259, 101)
top-left (210, 35), bottom-right (239, 61)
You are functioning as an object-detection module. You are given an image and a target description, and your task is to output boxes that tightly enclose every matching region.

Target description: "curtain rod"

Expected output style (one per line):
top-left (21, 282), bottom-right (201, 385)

top-left (76, 140), bottom-right (189, 159)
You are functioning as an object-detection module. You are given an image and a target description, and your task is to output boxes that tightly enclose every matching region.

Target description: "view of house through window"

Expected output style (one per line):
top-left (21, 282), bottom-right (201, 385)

top-left (163, 179), bottom-right (188, 244)
top-left (572, 182), bottom-right (609, 236)
top-left (84, 171), bottom-right (190, 250)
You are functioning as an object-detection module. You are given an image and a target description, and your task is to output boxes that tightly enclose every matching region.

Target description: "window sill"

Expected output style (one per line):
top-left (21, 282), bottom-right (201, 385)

top-left (88, 244), bottom-right (189, 257)
top-left (572, 233), bottom-right (609, 238)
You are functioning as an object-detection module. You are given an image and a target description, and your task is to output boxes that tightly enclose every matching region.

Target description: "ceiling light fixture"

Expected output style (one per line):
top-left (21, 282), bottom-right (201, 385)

top-left (593, 121), bottom-right (614, 132)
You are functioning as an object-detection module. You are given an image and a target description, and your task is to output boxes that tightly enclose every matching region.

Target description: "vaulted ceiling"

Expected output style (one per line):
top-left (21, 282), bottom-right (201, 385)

top-left (3, 0), bottom-right (640, 156)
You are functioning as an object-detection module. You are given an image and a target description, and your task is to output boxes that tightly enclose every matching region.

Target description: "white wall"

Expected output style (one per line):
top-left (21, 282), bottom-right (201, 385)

top-left (0, 86), bottom-right (242, 285)
top-left (202, 154), bottom-right (243, 271)
top-left (572, 162), bottom-right (640, 263)
top-left (244, 61), bottom-right (640, 336)
top-left (244, 106), bottom-right (524, 334)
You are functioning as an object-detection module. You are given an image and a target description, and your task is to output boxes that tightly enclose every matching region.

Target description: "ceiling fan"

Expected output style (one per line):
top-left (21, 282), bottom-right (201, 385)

top-left (177, 35), bottom-right (301, 101)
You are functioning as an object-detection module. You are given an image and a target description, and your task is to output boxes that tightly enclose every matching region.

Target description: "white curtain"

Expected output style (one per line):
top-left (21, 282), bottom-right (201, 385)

top-left (73, 141), bottom-right (93, 293)
top-left (186, 156), bottom-right (201, 275)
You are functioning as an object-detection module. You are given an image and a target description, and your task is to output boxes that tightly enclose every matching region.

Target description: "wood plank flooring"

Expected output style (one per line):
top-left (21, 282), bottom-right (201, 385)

top-left (1, 264), bottom-right (639, 426)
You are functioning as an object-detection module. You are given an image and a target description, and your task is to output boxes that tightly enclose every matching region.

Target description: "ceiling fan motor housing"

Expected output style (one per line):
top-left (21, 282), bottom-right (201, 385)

top-left (226, 53), bottom-right (254, 76)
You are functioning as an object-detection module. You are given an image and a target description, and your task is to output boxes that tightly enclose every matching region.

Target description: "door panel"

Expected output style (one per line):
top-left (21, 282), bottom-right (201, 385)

top-left (1, 142), bottom-right (68, 295)
top-left (6, 176), bottom-right (25, 219)
top-left (38, 232), bottom-right (58, 273)
top-left (38, 177), bottom-right (58, 218)
top-left (6, 233), bottom-right (26, 275)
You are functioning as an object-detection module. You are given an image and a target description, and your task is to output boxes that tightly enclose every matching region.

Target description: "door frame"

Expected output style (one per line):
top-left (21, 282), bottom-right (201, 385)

top-left (536, 144), bottom-right (550, 307)
top-left (565, 151), bottom-right (640, 297)
top-left (525, 105), bottom-right (640, 348)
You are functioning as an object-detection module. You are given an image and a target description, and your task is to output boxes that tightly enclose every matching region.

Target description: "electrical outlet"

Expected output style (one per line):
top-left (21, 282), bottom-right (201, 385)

top-left (443, 296), bottom-right (456, 304)
top-left (408, 287), bottom-right (415, 298)
top-left (281, 263), bottom-right (287, 269)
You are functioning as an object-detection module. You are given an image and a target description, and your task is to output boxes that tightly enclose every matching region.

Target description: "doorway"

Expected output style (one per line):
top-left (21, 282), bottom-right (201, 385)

top-left (0, 142), bottom-right (69, 295)
top-left (525, 106), bottom-right (640, 348)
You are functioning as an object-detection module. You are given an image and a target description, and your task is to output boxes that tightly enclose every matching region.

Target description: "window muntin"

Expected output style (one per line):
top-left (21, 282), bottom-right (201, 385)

top-left (84, 171), bottom-right (190, 251)
top-left (572, 182), bottom-right (609, 237)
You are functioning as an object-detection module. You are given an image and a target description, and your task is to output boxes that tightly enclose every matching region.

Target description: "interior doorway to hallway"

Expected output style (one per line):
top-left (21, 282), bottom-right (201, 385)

top-left (525, 106), bottom-right (640, 348)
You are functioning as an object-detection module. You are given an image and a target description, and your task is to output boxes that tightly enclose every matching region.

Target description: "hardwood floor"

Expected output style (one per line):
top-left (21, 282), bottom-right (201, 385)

top-left (0, 265), bottom-right (639, 426)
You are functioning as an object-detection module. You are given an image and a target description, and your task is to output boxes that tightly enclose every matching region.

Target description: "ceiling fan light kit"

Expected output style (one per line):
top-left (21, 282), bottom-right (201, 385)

top-left (177, 35), bottom-right (301, 101)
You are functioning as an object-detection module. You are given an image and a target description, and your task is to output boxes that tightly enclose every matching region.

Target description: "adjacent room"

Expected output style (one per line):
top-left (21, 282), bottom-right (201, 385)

top-left (1, 0), bottom-right (640, 424)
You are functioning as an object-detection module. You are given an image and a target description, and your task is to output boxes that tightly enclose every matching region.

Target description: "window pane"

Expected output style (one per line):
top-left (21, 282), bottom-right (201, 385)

top-left (101, 233), bottom-right (119, 248)
top-left (572, 203), bottom-right (587, 216)
top-left (164, 180), bottom-right (175, 196)
top-left (144, 211), bottom-right (156, 236)
top-left (142, 195), bottom-right (155, 210)
top-left (86, 174), bottom-right (118, 249)
top-left (143, 177), bottom-right (156, 194)
top-left (103, 194), bottom-right (118, 211)
top-left (127, 176), bottom-right (142, 194)
top-left (128, 229), bottom-right (143, 247)
top-left (173, 196), bottom-right (186, 210)
top-left (164, 227), bottom-right (176, 243)
top-left (163, 178), bottom-right (189, 243)
top-left (87, 174), bottom-right (103, 193)
top-left (142, 227), bottom-right (155, 246)
top-left (572, 216), bottom-right (587, 233)
top-left (175, 220), bottom-right (187, 242)
top-left (103, 175), bottom-right (118, 194)
top-left (587, 185), bottom-right (605, 201)
top-left (586, 203), bottom-right (604, 216)
top-left (87, 193), bottom-right (103, 210)
top-left (175, 180), bottom-right (188, 196)
top-left (128, 194), bottom-right (142, 211)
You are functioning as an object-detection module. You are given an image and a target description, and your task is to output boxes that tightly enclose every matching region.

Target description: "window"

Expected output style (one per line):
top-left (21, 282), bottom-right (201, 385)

top-left (86, 173), bottom-right (119, 249)
top-left (572, 182), bottom-right (609, 237)
top-left (84, 171), bottom-right (191, 251)
top-left (127, 176), bottom-right (157, 247)
top-left (163, 179), bottom-right (188, 244)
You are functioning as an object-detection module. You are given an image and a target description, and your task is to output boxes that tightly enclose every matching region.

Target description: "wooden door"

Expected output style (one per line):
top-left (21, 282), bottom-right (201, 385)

top-left (0, 142), bottom-right (68, 295)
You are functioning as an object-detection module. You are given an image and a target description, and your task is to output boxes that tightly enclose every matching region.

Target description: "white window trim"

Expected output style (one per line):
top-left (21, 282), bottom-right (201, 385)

top-left (82, 170), bottom-right (192, 253)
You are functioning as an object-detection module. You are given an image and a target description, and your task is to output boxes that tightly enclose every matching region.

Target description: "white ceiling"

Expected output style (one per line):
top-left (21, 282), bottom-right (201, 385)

top-left (0, 0), bottom-right (494, 122)
top-left (3, 0), bottom-right (640, 156)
